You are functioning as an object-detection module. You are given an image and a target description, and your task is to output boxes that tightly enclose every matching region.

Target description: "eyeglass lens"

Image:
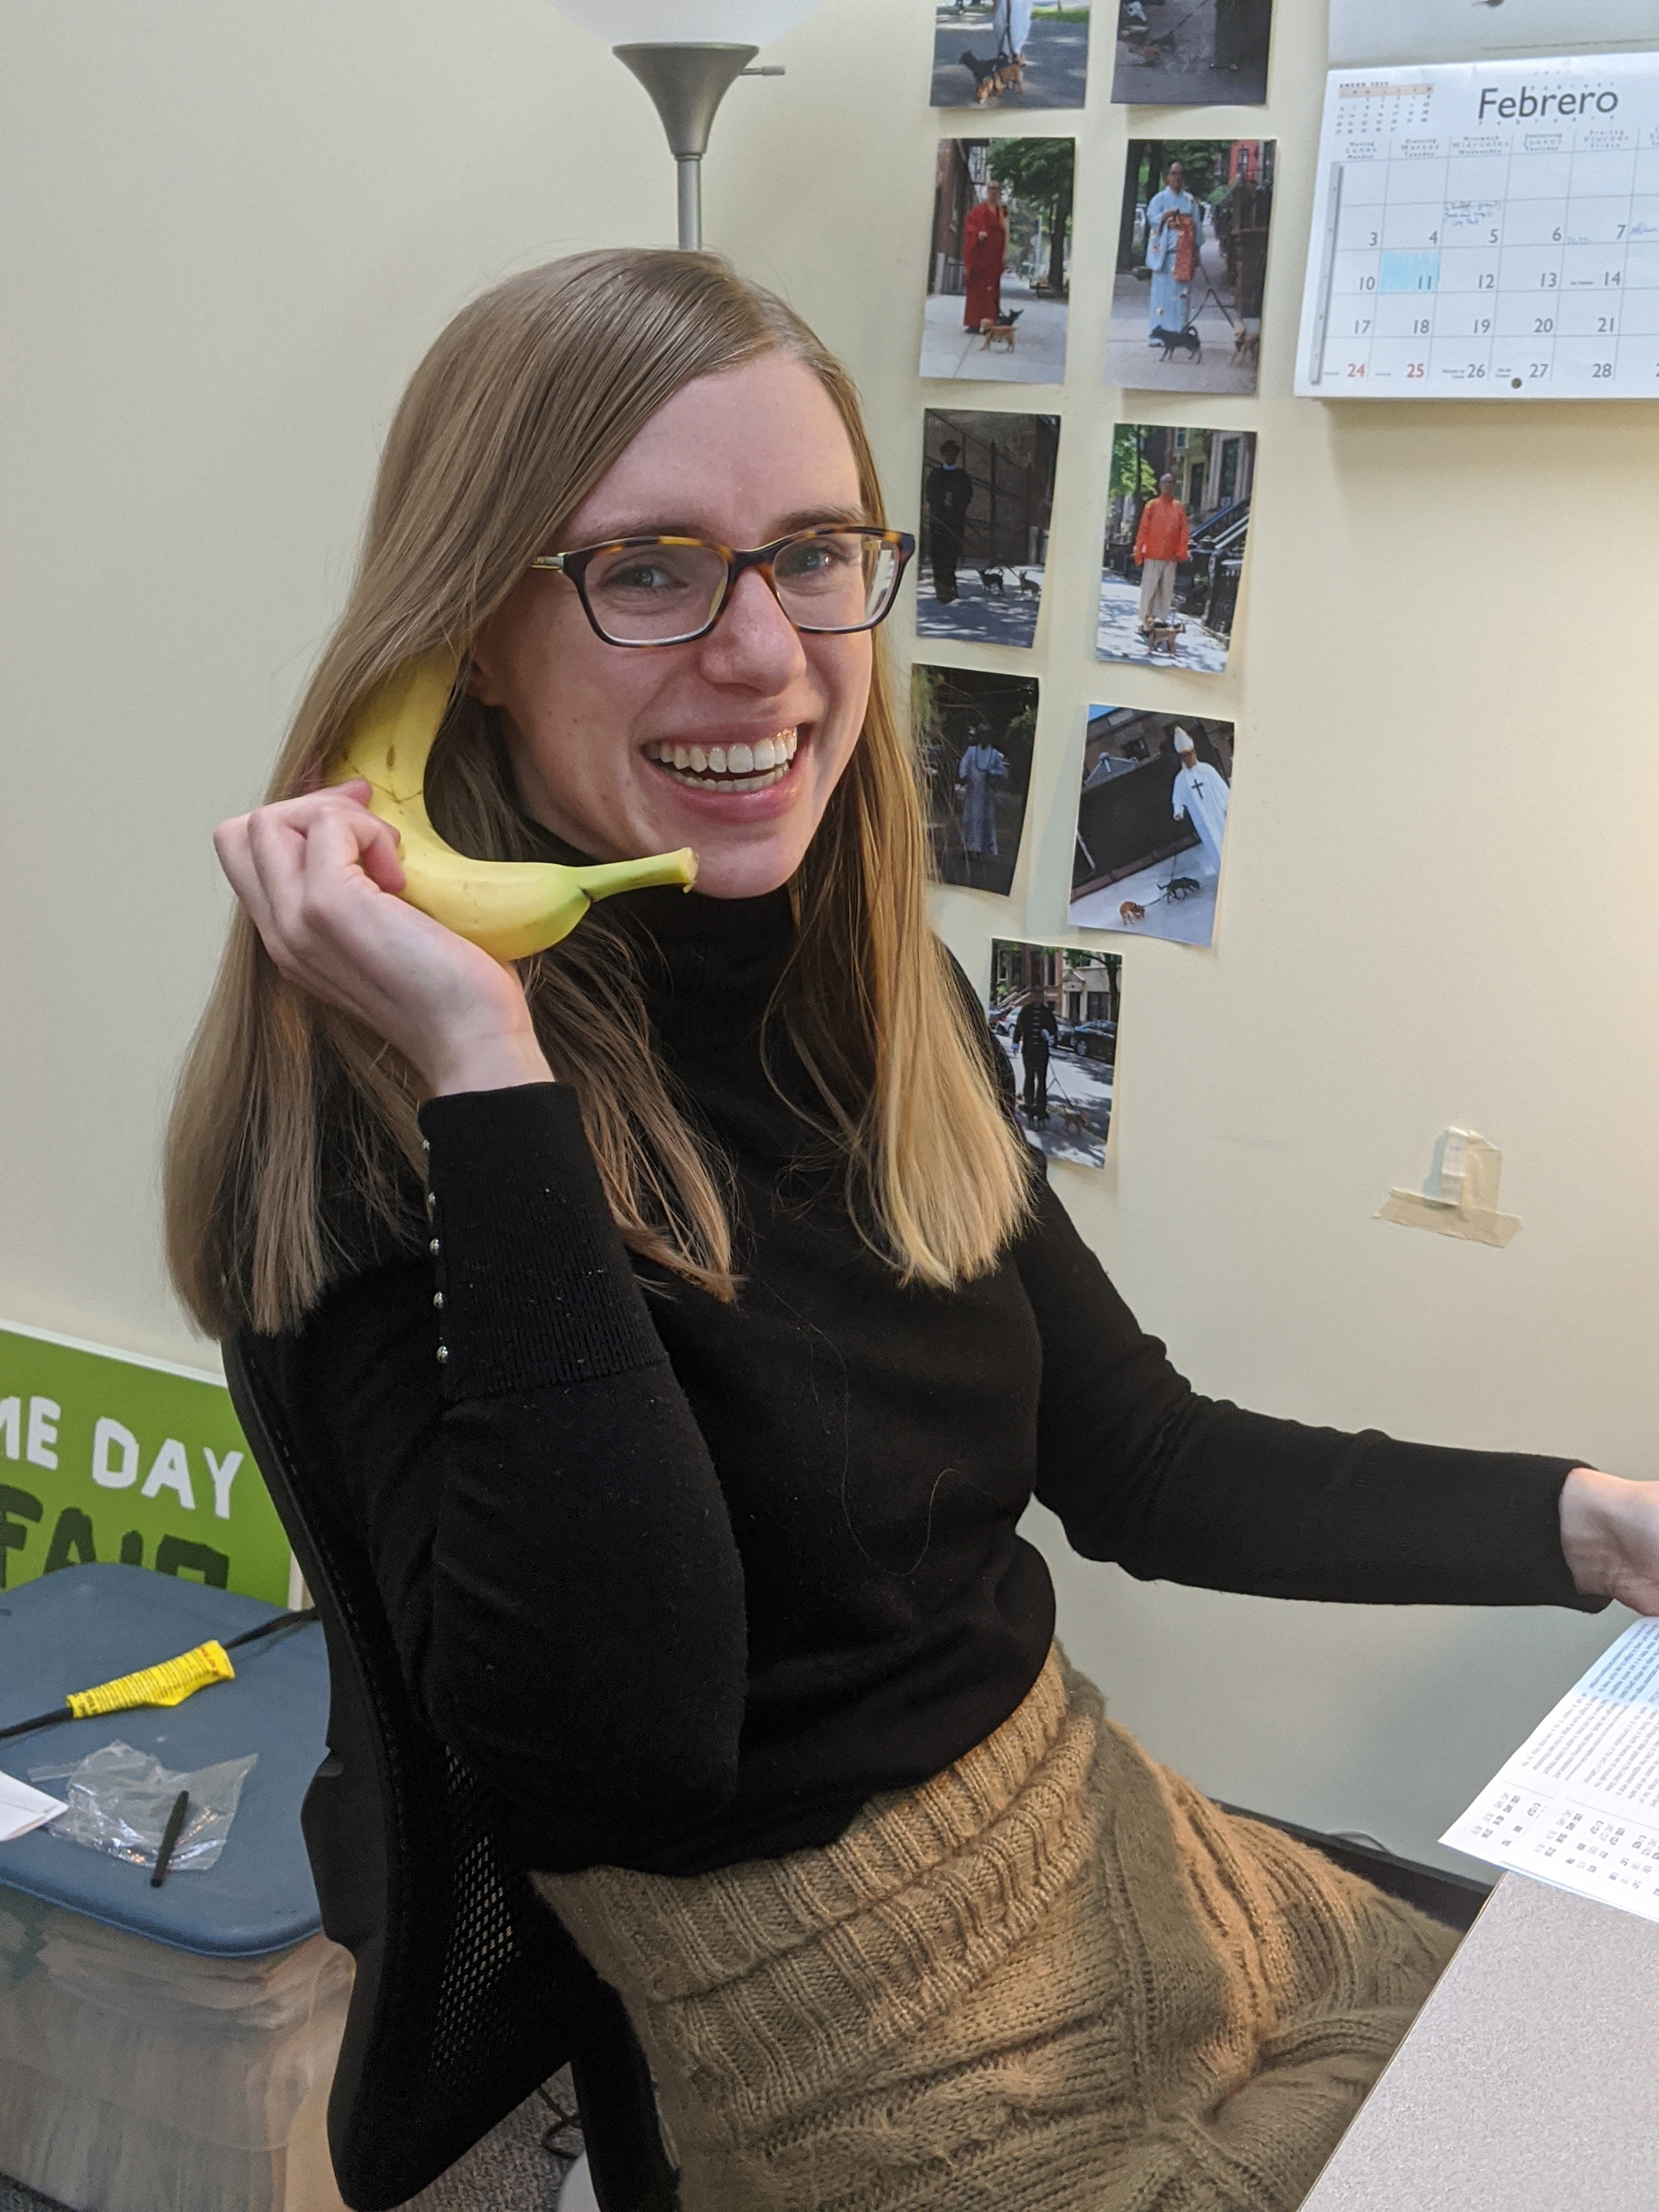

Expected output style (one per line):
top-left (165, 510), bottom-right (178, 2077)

top-left (583, 533), bottom-right (901, 645)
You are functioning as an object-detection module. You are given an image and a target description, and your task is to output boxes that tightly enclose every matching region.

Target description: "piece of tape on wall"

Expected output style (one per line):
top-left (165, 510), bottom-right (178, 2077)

top-left (1376, 1127), bottom-right (1522, 1248)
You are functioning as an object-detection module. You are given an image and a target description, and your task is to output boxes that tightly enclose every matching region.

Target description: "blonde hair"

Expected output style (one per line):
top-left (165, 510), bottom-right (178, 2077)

top-left (165, 251), bottom-right (1032, 1339)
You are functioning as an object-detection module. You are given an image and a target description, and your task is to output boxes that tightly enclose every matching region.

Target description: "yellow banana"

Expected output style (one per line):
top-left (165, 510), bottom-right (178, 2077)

top-left (329, 653), bottom-right (697, 961)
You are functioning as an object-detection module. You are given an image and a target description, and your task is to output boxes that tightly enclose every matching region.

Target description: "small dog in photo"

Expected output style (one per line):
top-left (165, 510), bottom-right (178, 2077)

top-left (1118, 900), bottom-right (1146, 925)
top-left (960, 49), bottom-right (1024, 104)
top-left (1143, 617), bottom-right (1183, 656)
top-left (1233, 326), bottom-right (1260, 369)
top-left (1019, 571), bottom-right (1041, 599)
top-left (979, 317), bottom-right (1018, 351)
top-left (979, 566), bottom-right (1008, 594)
top-left (1150, 323), bottom-right (1201, 362)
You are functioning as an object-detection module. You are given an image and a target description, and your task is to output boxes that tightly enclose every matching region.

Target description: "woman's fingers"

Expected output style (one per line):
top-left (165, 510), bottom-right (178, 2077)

top-left (215, 789), bottom-right (405, 1009)
top-left (211, 786), bottom-right (538, 1092)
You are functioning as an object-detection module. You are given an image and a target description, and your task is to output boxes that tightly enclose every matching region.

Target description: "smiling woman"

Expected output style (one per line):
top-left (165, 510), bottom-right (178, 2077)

top-left (158, 251), bottom-right (1659, 2212)
top-left (165, 253), bottom-right (1016, 1327)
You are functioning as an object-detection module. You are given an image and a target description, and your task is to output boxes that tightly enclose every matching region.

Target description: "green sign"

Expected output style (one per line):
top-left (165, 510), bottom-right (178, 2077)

top-left (0, 1321), bottom-right (292, 1604)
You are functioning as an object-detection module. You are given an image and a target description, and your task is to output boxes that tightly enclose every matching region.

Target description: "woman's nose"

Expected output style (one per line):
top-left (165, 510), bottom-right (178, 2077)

top-left (696, 566), bottom-right (808, 692)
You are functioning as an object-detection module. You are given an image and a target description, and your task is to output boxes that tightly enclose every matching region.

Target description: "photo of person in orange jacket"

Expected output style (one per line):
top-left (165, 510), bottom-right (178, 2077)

top-left (1133, 471), bottom-right (1189, 635)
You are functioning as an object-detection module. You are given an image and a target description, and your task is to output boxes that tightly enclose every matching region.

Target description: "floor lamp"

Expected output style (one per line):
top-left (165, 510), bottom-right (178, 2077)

top-left (544, 0), bottom-right (828, 249)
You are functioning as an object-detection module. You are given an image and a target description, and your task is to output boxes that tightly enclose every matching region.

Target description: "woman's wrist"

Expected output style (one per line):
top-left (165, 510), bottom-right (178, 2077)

top-left (426, 1026), bottom-right (554, 1098)
top-left (1559, 1465), bottom-right (1631, 1598)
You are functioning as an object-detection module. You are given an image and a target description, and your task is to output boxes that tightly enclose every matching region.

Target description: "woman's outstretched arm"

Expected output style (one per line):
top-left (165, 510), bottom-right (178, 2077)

top-left (1016, 1175), bottom-right (1626, 1612)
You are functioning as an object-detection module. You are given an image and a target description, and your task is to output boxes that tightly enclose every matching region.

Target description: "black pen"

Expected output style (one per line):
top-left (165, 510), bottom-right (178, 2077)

top-left (150, 1790), bottom-right (190, 1888)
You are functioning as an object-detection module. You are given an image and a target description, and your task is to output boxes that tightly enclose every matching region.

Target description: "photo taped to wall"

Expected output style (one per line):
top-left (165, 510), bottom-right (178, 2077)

top-left (1104, 139), bottom-right (1276, 397)
top-left (917, 409), bottom-right (1059, 650)
top-left (986, 939), bottom-right (1119, 1171)
top-left (1099, 421), bottom-right (1255, 675)
top-left (1112, 0), bottom-right (1273, 107)
top-left (1069, 708), bottom-right (1235, 949)
top-left (922, 138), bottom-right (1074, 383)
top-left (932, 2), bottom-right (1092, 111)
top-left (914, 664), bottom-right (1038, 896)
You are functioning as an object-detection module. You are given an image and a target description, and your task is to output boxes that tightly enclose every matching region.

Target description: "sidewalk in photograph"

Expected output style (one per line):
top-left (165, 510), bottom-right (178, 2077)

top-left (1003, 1041), bottom-right (1112, 1170)
top-left (1103, 238), bottom-right (1257, 397)
top-left (1096, 572), bottom-right (1230, 674)
top-left (932, 5), bottom-right (1091, 109)
top-left (1111, 1), bottom-right (1268, 106)
top-left (921, 283), bottom-right (1068, 384)
top-left (1069, 857), bottom-right (1218, 947)
top-left (917, 566), bottom-right (1043, 648)
top-left (932, 784), bottom-right (1026, 896)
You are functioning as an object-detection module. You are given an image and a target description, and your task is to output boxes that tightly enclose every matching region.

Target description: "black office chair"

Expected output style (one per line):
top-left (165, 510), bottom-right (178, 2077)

top-left (224, 1333), bottom-right (678, 2212)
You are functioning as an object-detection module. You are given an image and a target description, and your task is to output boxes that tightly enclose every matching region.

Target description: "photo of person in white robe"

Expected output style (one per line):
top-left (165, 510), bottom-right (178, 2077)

top-left (1145, 161), bottom-right (1202, 342)
top-left (1105, 140), bottom-right (1275, 395)
top-left (1068, 707), bottom-right (1236, 949)
top-left (1171, 725), bottom-right (1229, 874)
top-left (956, 740), bottom-right (1008, 859)
top-left (913, 662), bottom-right (1037, 898)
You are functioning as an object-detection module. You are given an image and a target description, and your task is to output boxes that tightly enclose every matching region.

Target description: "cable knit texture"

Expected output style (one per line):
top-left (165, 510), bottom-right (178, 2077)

top-left (535, 1650), bottom-right (1454, 2212)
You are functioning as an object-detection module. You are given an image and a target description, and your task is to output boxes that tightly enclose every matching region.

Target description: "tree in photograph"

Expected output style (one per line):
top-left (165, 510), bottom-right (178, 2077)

top-left (987, 139), bottom-right (1074, 296)
top-left (1109, 426), bottom-right (1159, 507)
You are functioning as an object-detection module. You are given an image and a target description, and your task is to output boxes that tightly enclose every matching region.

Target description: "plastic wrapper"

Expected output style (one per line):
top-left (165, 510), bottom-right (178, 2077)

top-left (29, 1740), bottom-right (256, 1872)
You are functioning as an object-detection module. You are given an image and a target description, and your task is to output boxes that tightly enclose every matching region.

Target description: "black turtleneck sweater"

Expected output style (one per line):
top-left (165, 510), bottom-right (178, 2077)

top-left (266, 887), bottom-right (1595, 1876)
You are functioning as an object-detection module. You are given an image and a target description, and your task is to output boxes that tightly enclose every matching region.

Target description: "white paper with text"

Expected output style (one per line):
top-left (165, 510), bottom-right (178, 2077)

top-left (1443, 1618), bottom-right (1659, 1919)
top-left (0, 1770), bottom-right (66, 1843)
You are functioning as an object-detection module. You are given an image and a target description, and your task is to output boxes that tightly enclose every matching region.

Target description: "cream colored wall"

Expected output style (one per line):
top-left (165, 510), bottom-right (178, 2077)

top-left (2, 0), bottom-right (1655, 1869)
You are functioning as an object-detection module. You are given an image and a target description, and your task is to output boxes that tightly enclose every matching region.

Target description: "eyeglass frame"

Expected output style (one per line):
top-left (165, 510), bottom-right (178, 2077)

top-left (528, 524), bottom-right (916, 648)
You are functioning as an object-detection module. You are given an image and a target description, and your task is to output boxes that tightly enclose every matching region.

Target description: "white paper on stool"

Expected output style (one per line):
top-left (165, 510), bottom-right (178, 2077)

top-left (0, 1771), bottom-right (66, 1843)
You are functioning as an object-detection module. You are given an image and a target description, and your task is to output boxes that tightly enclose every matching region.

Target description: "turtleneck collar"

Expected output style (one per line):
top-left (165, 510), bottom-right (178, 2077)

top-left (518, 812), bottom-right (795, 1035)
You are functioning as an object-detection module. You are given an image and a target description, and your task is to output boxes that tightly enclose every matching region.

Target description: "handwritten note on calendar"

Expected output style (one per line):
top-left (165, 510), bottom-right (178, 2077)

top-left (1443, 1618), bottom-right (1659, 1921)
top-left (1296, 51), bottom-right (1659, 399)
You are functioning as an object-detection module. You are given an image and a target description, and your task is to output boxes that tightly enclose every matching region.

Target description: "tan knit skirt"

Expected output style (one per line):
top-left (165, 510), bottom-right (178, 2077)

top-left (534, 1652), bottom-right (1456, 2212)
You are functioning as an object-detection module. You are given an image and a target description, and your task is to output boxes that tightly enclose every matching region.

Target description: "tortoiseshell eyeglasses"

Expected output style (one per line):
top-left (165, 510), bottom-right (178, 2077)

top-left (529, 525), bottom-right (915, 648)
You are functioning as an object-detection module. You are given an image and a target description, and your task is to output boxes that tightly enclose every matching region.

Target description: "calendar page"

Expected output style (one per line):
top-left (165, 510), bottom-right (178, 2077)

top-left (1296, 51), bottom-right (1659, 398)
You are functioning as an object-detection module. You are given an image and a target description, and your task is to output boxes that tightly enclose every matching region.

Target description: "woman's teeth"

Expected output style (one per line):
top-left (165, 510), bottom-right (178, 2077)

top-left (644, 729), bottom-right (799, 791)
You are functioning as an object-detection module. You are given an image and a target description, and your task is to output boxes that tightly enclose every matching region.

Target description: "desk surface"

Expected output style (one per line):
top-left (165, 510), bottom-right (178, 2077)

top-left (0, 1565), bottom-right (328, 1956)
top-left (1304, 1872), bottom-right (1659, 2211)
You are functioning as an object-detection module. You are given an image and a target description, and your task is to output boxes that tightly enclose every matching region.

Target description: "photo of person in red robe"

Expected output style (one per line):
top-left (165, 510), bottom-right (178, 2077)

top-left (961, 182), bottom-right (1008, 332)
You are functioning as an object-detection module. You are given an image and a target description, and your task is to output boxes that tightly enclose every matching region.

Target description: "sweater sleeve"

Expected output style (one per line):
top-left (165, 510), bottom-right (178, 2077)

top-left (292, 1081), bottom-right (748, 1871)
top-left (1014, 1174), bottom-right (1603, 1612)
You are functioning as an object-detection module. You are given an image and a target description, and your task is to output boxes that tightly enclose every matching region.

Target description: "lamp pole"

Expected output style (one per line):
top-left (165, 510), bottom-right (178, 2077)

top-left (612, 43), bottom-right (778, 249)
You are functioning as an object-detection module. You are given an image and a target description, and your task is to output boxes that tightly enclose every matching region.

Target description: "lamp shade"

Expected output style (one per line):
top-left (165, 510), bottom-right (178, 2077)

top-left (545, 0), bottom-right (826, 44)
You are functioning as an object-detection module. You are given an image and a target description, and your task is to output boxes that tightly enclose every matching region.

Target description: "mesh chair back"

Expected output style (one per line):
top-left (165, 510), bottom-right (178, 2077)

top-left (226, 1331), bottom-right (674, 2211)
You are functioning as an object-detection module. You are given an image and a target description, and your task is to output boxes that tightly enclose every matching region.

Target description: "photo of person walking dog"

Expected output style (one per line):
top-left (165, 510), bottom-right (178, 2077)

top-left (1068, 708), bottom-right (1236, 948)
top-left (932, 2), bottom-right (1093, 110)
top-left (986, 939), bottom-right (1119, 1170)
top-left (1112, 0), bottom-right (1273, 106)
top-left (916, 409), bottom-right (1059, 650)
top-left (922, 138), bottom-right (1073, 383)
top-left (914, 664), bottom-right (1038, 896)
top-left (1103, 139), bottom-right (1275, 396)
top-left (1098, 421), bottom-right (1255, 674)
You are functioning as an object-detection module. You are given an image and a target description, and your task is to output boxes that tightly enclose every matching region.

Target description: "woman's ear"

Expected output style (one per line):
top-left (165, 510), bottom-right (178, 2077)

top-left (464, 648), bottom-right (506, 708)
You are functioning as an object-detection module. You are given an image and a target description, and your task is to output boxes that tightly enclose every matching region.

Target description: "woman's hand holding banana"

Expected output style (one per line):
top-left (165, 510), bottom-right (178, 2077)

top-left (216, 654), bottom-right (699, 1094)
top-left (214, 783), bottom-right (553, 1097)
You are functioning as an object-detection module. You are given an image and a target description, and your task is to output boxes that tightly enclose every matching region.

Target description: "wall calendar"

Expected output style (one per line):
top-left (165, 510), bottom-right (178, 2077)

top-left (1296, 50), bottom-right (1659, 398)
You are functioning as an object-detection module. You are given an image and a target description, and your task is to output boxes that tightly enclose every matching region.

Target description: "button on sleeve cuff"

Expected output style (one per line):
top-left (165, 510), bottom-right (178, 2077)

top-left (417, 1082), bottom-right (667, 1401)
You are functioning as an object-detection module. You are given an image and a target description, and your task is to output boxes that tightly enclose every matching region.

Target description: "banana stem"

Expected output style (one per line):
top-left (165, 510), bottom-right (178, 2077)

top-left (572, 848), bottom-right (698, 902)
